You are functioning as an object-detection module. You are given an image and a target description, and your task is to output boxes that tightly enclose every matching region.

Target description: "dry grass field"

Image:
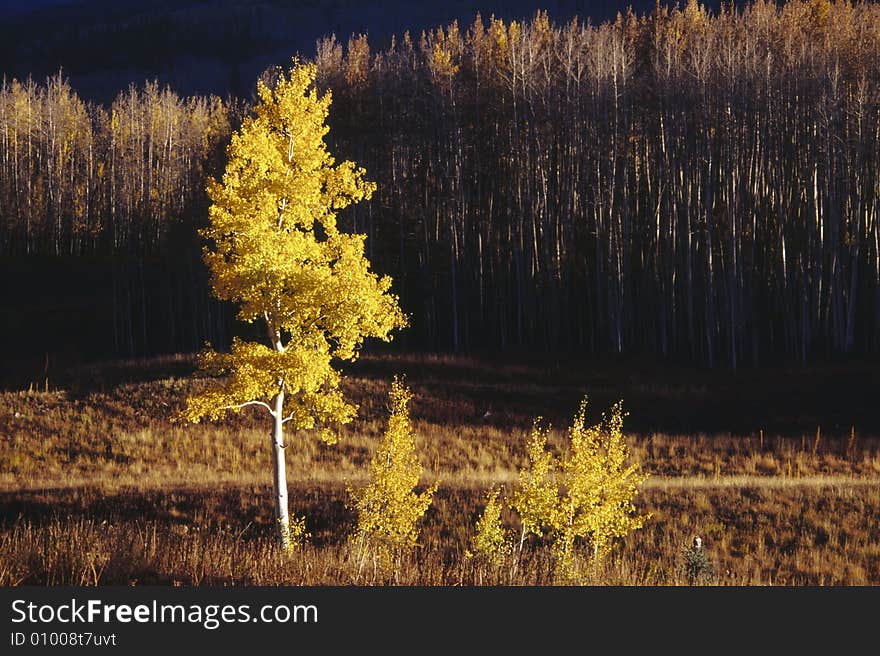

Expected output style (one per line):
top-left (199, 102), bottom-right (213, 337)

top-left (1, 351), bottom-right (879, 585)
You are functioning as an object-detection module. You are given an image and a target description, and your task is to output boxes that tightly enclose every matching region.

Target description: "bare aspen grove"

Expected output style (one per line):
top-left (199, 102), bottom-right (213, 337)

top-left (1, 0), bottom-right (879, 365)
top-left (316, 0), bottom-right (880, 365)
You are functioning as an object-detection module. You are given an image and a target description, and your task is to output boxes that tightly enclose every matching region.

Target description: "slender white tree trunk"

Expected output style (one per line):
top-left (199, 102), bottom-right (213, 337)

top-left (272, 390), bottom-right (290, 549)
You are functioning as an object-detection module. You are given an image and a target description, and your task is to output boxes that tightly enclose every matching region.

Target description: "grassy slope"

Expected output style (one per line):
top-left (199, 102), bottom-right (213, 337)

top-left (1, 352), bottom-right (879, 585)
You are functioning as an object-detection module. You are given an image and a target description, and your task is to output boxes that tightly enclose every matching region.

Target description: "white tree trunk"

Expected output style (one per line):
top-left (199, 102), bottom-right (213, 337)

top-left (272, 390), bottom-right (290, 549)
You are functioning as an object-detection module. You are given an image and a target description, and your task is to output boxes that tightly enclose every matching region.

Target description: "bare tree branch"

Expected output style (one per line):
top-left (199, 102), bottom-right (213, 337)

top-left (218, 400), bottom-right (274, 415)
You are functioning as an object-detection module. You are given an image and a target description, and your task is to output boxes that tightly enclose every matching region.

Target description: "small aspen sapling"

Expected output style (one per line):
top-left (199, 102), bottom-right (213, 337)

top-left (509, 398), bottom-right (650, 583)
top-left (554, 399), bottom-right (650, 581)
top-left (287, 515), bottom-right (311, 547)
top-left (469, 485), bottom-right (512, 568)
top-left (181, 60), bottom-right (407, 550)
top-left (510, 420), bottom-right (561, 556)
top-left (349, 378), bottom-right (437, 579)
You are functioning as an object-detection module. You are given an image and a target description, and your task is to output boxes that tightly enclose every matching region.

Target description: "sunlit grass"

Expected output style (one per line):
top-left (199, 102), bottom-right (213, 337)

top-left (1, 352), bottom-right (878, 585)
top-left (2, 482), bottom-right (878, 586)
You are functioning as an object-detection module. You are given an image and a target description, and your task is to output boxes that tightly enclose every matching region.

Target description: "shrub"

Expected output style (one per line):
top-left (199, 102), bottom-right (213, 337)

top-left (680, 537), bottom-right (715, 585)
top-left (468, 485), bottom-right (512, 572)
top-left (349, 377), bottom-right (437, 581)
top-left (509, 397), bottom-right (650, 583)
top-left (511, 420), bottom-right (560, 555)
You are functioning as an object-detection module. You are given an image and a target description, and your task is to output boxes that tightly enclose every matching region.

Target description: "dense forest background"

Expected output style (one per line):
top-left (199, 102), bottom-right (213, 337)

top-left (0, 0), bottom-right (665, 102)
top-left (1, 0), bottom-right (879, 371)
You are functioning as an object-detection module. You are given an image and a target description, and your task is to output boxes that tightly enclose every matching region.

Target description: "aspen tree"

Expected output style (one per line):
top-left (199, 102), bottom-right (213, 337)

top-left (510, 420), bottom-right (560, 556)
top-left (554, 399), bottom-right (649, 580)
top-left (468, 485), bottom-right (511, 572)
top-left (183, 60), bottom-right (407, 549)
top-left (349, 377), bottom-right (436, 580)
top-left (509, 398), bottom-right (648, 582)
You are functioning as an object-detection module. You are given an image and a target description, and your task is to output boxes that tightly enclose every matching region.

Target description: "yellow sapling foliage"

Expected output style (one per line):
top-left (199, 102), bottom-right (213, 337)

top-left (555, 399), bottom-right (650, 580)
top-left (350, 377), bottom-right (437, 576)
top-left (287, 514), bottom-right (311, 547)
top-left (509, 398), bottom-right (650, 583)
top-left (511, 419), bottom-right (561, 552)
top-left (470, 485), bottom-right (511, 567)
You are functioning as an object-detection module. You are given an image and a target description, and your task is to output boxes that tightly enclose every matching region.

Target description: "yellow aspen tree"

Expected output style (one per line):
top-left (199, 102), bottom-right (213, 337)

top-left (510, 420), bottom-right (561, 556)
top-left (510, 400), bottom-right (649, 582)
top-left (183, 60), bottom-right (407, 550)
top-left (554, 399), bottom-right (649, 581)
top-left (349, 377), bottom-right (437, 581)
top-left (468, 485), bottom-right (512, 576)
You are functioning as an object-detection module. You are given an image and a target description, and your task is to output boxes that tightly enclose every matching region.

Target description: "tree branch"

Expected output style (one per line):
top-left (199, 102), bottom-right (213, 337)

top-left (219, 400), bottom-right (274, 415)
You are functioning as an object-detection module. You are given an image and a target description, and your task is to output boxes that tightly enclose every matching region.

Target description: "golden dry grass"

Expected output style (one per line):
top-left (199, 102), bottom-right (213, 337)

top-left (1, 352), bottom-right (878, 585)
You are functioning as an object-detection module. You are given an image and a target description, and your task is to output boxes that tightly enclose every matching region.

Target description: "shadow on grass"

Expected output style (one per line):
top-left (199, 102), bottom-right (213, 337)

top-left (0, 483), bottom-right (356, 548)
top-left (2, 349), bottom-right (878, 438)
